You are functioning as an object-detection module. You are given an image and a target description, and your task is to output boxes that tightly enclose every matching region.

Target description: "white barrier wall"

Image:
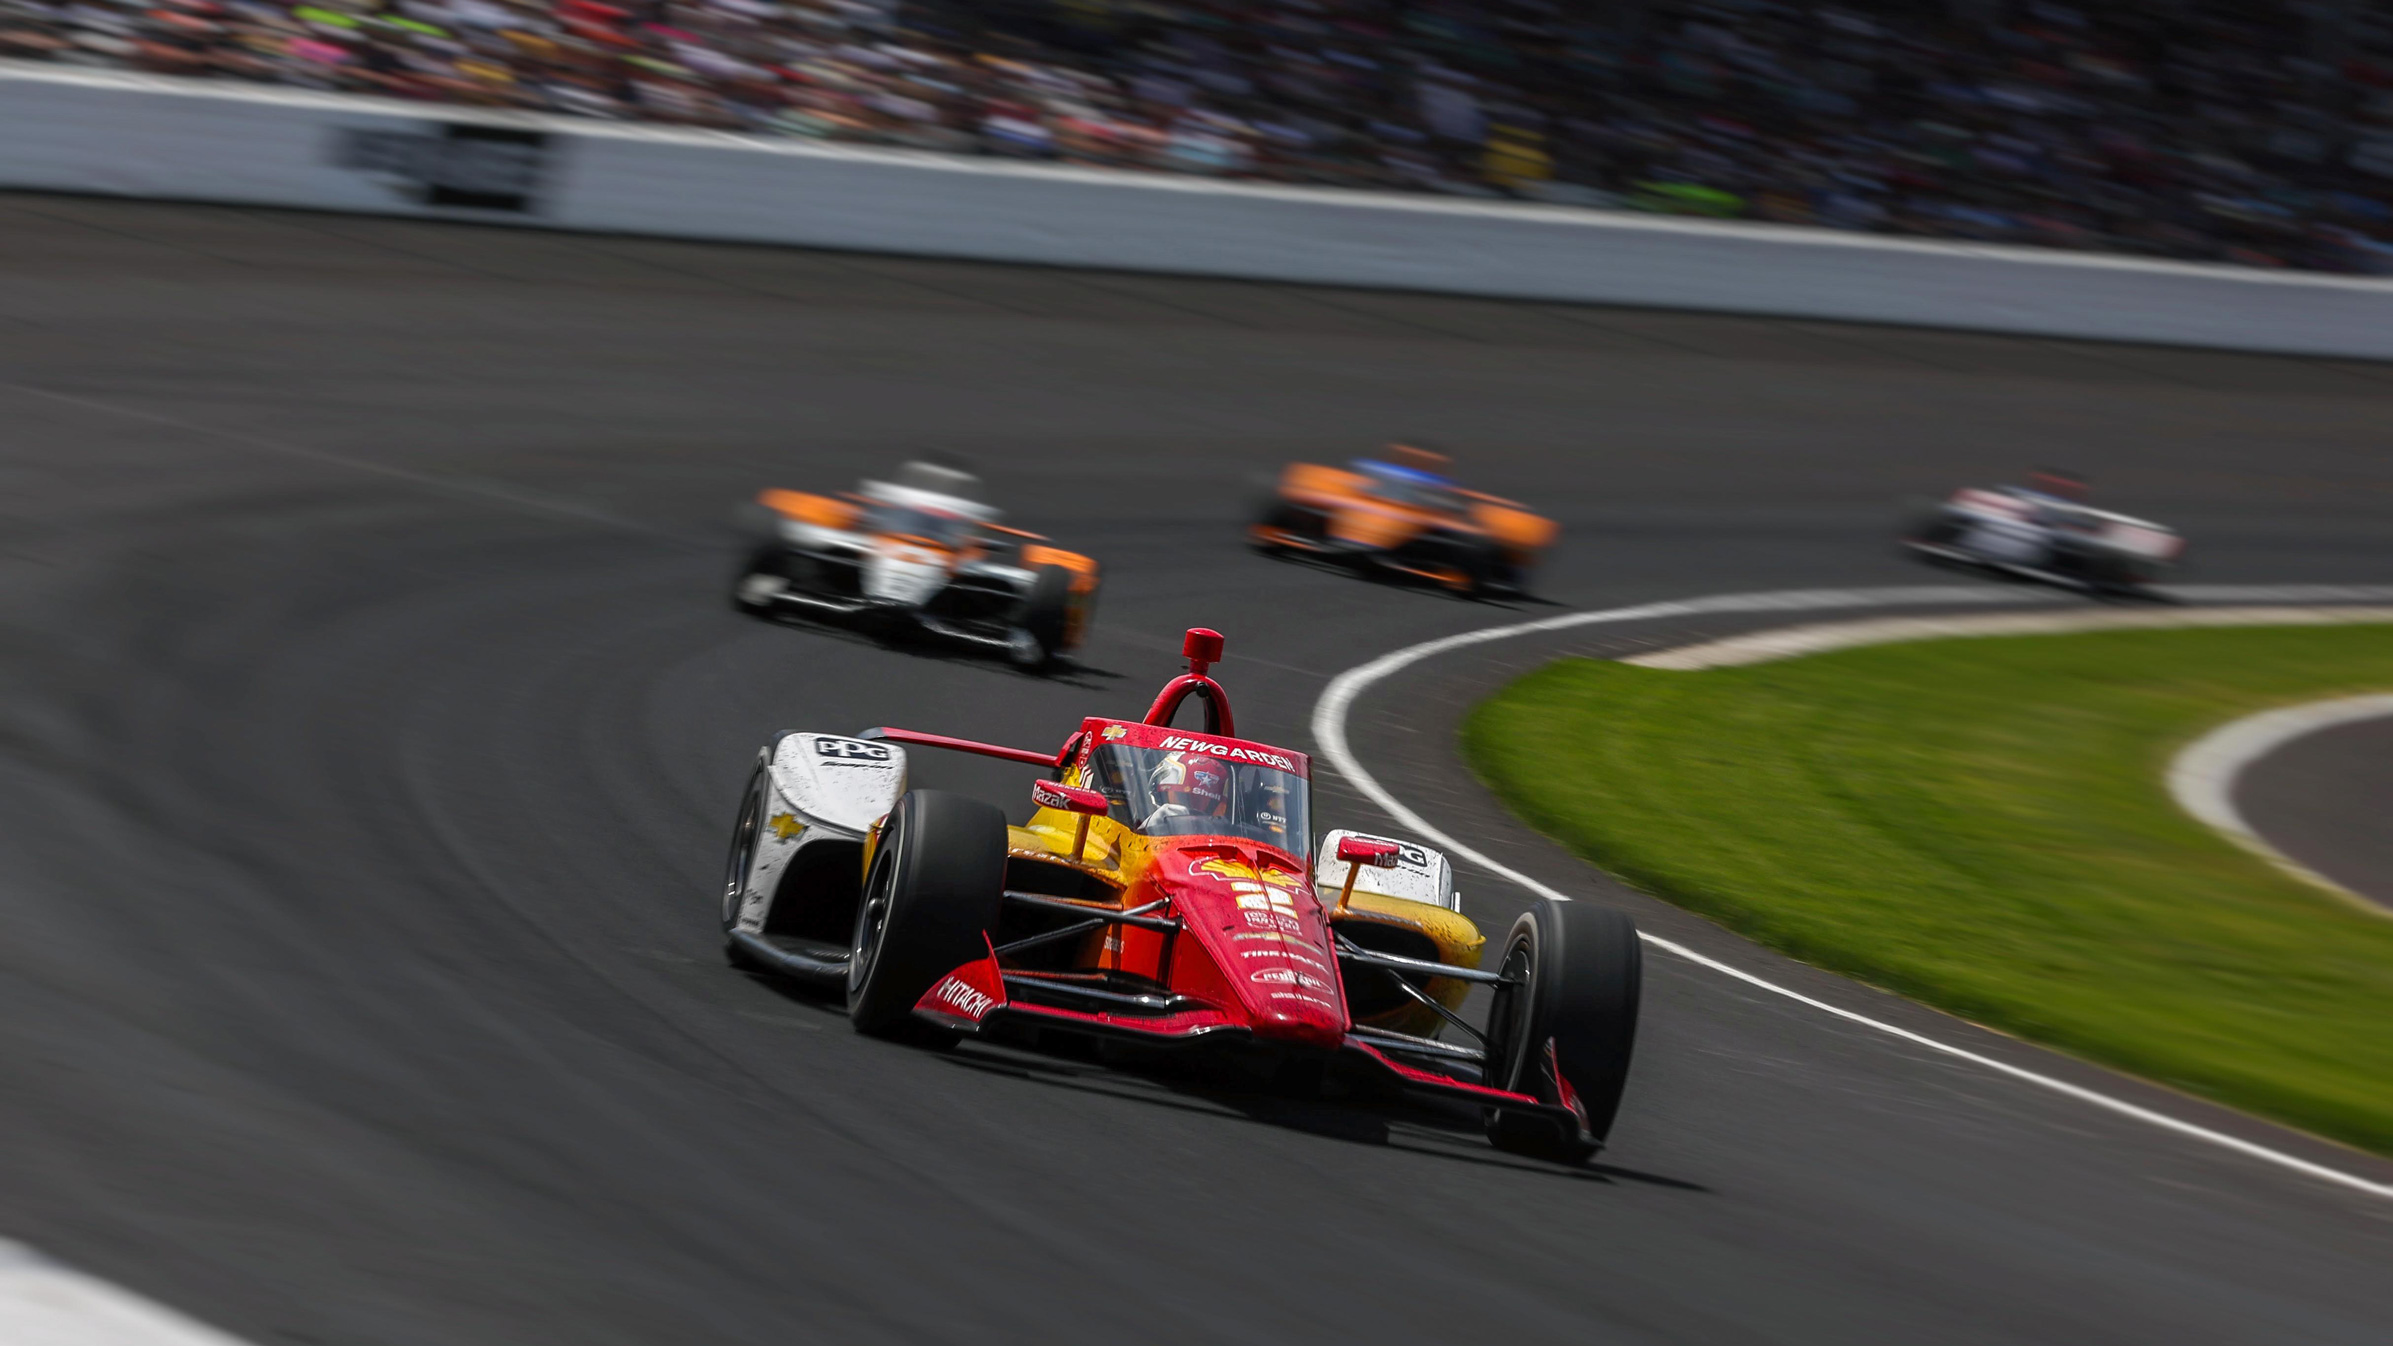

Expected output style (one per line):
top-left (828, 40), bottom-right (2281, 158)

top-left (8, 61), bottom-right (2393, 359)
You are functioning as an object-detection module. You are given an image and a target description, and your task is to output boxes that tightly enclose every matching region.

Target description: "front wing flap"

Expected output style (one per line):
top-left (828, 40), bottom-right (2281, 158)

top-left (909, 950), bottom-right (1574, 1128)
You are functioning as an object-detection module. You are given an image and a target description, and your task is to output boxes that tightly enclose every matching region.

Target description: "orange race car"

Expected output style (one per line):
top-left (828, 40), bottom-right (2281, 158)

top-left (1250, 445), bottom-right (1556, 597)
top-left (733, 460), bottom-right (1099, 669)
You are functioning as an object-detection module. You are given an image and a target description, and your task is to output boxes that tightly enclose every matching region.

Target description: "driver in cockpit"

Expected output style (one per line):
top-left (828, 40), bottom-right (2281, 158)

top-left (1142, 751), bottom-right (1231, 831)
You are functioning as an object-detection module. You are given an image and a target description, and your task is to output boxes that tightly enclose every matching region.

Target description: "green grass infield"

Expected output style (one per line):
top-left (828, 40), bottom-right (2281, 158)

top-left (1462, 624), bottom-right (2393, 1156)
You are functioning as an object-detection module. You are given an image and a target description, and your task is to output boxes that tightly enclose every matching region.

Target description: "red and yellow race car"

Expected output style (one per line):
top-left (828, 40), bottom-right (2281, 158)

top-left (716, 628), bottom-right (1643, 1163)
top-left (1251, 444), bottom-right (1557, 597)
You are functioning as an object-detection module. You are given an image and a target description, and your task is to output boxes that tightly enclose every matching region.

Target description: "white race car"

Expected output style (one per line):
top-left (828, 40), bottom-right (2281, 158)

top-left (733, 461), bottom-right (1100, 669)
top-left (1903, 478), bottom-right (2181, 594)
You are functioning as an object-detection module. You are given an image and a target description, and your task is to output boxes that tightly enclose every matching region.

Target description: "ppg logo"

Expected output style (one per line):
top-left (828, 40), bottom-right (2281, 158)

top-left (814, 738), bottom-right (893, 762)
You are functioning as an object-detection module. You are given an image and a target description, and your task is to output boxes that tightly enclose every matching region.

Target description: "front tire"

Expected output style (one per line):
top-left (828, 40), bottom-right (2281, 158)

top-left (719, 760), bottom-right (770, 970)
top-left (1907, 513), bottom-right (1964, 547)
top-left (1483, 900), bottom-right (1642, 1163)
top-left (732, 545), bottom-right (785, 615)
top-left (847, 790), bottom-right (1009, 1037)
top-left (1454, 538), bottom-right (1504, 598)
top-left (1251, 500), bottom-right (1326, 553)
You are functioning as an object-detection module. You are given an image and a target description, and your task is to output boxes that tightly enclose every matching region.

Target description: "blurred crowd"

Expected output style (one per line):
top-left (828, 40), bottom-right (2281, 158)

top-left (9, 0), bottom-right (2393, 273)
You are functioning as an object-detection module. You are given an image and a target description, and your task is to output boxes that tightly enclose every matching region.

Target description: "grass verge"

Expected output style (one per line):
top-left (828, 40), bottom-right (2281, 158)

top-left (1462, 625), bottom-right (2393, 1156)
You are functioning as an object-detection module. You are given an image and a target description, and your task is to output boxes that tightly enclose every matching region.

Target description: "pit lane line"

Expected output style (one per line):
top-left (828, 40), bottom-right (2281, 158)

top-left (1309, 582), bottom-right (2393, 1203)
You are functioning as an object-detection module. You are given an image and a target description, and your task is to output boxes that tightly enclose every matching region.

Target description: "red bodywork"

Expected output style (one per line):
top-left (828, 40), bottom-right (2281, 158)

top-left (884, 630), bottom-right (1580, 1132)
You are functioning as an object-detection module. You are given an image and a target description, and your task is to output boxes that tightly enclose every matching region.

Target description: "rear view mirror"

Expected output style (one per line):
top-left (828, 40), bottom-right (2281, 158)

top-left (1333, 835), bottom-right (1403, 911)
top-left (1033, 780), bottom-right (1110, 863)
top-left (1032, 781), bottom-right (1110, 815)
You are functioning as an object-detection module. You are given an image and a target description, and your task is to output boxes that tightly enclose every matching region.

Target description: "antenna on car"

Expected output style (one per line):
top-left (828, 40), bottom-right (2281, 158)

top-left (1183, 627), bottom-right (1224, 675)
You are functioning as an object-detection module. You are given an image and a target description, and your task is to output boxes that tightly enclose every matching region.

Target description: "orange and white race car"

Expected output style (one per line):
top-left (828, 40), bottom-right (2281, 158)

top-left (1251, 445), bottom-right (1556, 597)
top-left (734, 460), bottom-right (1099, 669)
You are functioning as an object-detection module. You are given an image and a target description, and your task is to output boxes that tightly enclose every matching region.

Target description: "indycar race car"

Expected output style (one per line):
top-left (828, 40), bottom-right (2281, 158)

top-left (1902, 473), bottom-right (2182, 594)
top-left (1250, 444), bottom-right (1556, 598)
top-left (716, 627), bottom-right (1642, 1163)
top-left (733, 460), bottom-right (1100, 668)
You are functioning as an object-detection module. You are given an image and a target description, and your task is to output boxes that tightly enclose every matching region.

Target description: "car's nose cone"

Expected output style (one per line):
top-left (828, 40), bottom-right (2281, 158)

top-left (864, 548), bottom-right (947, 604)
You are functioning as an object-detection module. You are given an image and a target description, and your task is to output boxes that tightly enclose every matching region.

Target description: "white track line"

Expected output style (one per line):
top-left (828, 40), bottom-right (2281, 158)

top-left (0, 1240), bottom-right (253, 1344)
top-left (2169, 695), bottom-right (2393, 914)
top-left (1309, 584), bottom-right (2393, 1202)
top-left (1624, 605), bottom-right (2393, 669)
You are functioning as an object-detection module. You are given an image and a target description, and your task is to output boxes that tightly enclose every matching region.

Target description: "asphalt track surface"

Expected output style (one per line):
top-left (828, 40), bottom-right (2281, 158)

top-left (3, 191), bottom-right (2393, 1346)
top-left (2238, 716), bottom-right (2393, 913)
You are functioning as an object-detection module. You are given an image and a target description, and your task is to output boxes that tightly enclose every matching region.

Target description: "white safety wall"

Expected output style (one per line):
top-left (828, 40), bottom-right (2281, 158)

top-left (7, 61), bottom-right (2392, 359)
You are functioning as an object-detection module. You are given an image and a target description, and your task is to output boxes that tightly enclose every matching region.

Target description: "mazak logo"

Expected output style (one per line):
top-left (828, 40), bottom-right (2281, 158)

top-left (333, 122), bottom-right (549, 212)
top-left (932, 976), bottom-right (996, 1020)
top-left (1155, 736), bottom-right (1295, 772)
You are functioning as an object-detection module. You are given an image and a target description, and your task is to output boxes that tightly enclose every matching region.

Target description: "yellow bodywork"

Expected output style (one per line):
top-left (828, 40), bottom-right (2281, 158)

top-left (1008, 798), bottom-right (1486, 1038)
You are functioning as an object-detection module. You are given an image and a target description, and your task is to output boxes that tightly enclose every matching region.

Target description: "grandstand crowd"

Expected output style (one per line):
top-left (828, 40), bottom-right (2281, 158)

top-left (7, 0), bottom-right (2393, 274)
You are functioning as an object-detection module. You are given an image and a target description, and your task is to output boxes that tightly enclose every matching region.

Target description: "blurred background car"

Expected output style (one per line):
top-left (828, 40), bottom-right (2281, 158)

top-left (9, 0), bottom-right (2393, 273)
top-left (1251, 443), bottom-right (1556, 598)
top-left (735, 458), bottom-right (1100, 668)
top-left (1902, 469), bottom-right (2184, 594)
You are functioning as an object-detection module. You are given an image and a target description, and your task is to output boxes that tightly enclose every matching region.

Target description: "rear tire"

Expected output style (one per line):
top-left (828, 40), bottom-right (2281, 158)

top-left (847, 790), bottom-right (1008, 1038)
top-left (1483, 900), bottom-right (1641, 1163)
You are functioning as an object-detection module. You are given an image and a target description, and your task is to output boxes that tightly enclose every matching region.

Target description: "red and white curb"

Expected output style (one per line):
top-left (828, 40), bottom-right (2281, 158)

top-left (1312, 583), bottom-right (2393, 1203)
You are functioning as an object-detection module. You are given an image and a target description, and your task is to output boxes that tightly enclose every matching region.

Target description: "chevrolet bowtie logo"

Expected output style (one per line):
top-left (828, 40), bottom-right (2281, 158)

top-left (767, 812), bottom-right (805, 841)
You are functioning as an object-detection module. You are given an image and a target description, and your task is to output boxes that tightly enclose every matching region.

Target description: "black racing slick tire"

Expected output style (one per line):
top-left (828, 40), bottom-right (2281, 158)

top-left (1483, 899), bottom-right (1642, 1164)
top-left (1251, 500), bottom-right (1326, 552)
top-left (1454, 539), bottom-right (1505, 599)
top-left (719, 759), bottom-right (770, 970)
top-left (1016, 565), bottom-right (1075, 668)
top-left (731, 545), bottom-right (784, 615)
top-left (846, 790), bottom-right (1008, 1038)
top-left (1904, 512), bottom-right (1966, 550)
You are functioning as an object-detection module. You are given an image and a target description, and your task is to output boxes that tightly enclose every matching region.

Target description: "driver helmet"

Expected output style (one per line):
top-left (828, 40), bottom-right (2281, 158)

top-left (1148, 751), bottom-right (1231, 819)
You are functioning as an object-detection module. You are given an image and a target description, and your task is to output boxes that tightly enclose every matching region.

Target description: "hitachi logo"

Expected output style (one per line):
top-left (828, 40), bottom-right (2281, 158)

top-left (932, 976), bottom-right (996, 1019)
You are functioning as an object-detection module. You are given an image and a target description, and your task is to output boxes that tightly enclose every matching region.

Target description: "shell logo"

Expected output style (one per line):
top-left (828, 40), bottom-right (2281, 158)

top-left (1192, 855), bottom-right (1258, 881)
